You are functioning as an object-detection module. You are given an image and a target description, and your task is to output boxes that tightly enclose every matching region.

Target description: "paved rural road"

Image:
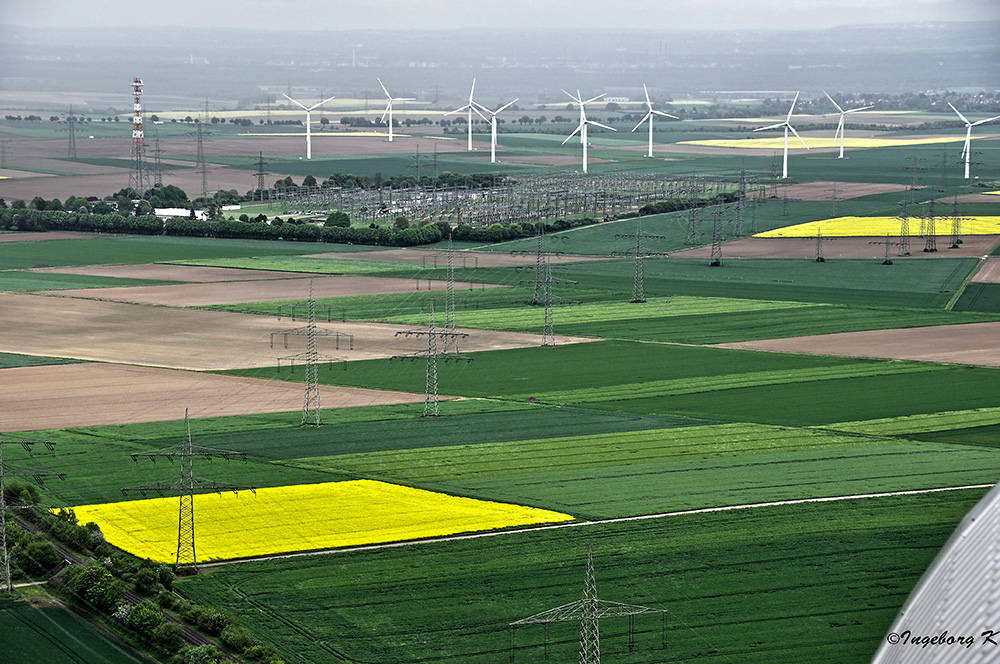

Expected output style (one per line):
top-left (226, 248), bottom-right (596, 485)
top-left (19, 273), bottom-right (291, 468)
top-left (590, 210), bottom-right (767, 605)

top-left (200, 483), bottom-right (993, 569)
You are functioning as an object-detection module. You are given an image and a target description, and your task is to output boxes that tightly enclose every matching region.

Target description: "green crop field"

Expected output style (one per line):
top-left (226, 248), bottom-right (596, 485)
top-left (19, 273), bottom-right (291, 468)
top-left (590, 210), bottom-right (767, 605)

top-left (0, 112), bottom-right (998, 664)
top-left (0, 597), bottom-right (150, 664)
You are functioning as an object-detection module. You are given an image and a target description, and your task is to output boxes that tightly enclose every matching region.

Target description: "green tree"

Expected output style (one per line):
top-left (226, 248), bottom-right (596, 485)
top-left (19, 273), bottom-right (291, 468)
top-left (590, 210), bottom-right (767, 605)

top-left (16, 540), bottom-right (59, 576)
top-left (152, 622), bottom-right (184, 654)
top-left (127, 600), bottom-right (165, 641)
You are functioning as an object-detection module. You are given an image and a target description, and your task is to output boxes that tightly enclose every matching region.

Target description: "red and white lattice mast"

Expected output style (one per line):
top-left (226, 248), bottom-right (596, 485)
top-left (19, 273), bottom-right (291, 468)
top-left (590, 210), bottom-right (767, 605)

top-left (129, 77), bottom-right (150, 194)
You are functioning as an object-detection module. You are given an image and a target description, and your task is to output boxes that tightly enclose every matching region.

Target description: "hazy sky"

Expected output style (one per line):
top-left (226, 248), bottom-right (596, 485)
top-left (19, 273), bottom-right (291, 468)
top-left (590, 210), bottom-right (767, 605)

top-left (5, 0), bottom-right (1000, 31)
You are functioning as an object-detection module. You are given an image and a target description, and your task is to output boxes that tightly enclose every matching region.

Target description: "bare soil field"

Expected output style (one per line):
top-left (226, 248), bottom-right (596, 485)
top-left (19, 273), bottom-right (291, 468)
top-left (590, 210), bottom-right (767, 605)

top-left (775, 181), bottom-right (912, 201)
top-left (971, 257), bottom-right (1000, 283)
top-left (0, 292), bottom-right (592, 371)
top-left (0, 231), bottom-right (112, 243)
top-left (39, 263), bottom-right (313, 282)
top-left (949, 193), bottom-right (1000, 204)
top-left (715, 321), bottom-right (1000, 368)
top-left (0, 363), bottom-right (426, 432)
top-left (670, 236), bottom-right (1000, 260)
top-left (306, 248), bottom-right (610, 267)
top-left (40, 274), bottom-right (499, 306)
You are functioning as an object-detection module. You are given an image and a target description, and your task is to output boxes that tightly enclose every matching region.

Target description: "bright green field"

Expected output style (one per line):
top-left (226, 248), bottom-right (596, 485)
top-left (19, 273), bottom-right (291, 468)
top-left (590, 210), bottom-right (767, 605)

top-left (177, 489), bottom-right (985, 664)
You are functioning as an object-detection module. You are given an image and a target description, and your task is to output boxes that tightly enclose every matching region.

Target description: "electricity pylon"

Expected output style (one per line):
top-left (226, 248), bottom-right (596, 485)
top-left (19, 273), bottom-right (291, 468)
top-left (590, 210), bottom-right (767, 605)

top-left (509, 545), bottom-right (668, 664)
top-left (615, 217), bottom-right (667, 303)
top-left (0, 436), bottom-right (64, 595)
top-left (121, 410), bottom-right (253, 570)
top-left (272, 280), bottom-right (353, 425)
top-left (393, 302), bottom-right (471, 417)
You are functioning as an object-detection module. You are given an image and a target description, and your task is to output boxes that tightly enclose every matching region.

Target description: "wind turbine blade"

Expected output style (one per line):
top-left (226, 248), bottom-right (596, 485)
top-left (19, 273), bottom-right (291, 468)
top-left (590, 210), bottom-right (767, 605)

top-left (395, 97), bottom-right (417, 102)
top-left (587, 120), bottom-right (616, 132)
top-left (307, 95), bottom-right (337, 111)
top-left (562, 123), bottom-right (583, 144)
top-left (584, 93), bottom-right (606, 105)
top-left (652, 110), bottom-right (679, 119)
top-left (281, 94), bottom-right (308, 111)
top-left (948, 102), bottom-right (971, 126)
top-left (469, 78), bottom-right (476, 102)
top-left (753, 122), bottom-right (785, 132)
top-left (786, 91), bottom-right (800, 122)
top-left (971, 115), bottom-right (1000, 127)
top-left (788, 124), bottom-right (809, 149)
top-left (643, 83), bottom-right (652, 108)
top-left (377, 78), bottom-right (391, 98)
top-left (471, 105), bottom-right (489, 122)
top-left (844, 105), bottom-right (875, 114)
top-left (562, 89), bottom-right (581, 103)
top-left (444, 106), bottom-right (467, 117)
top-left (380, 102), bottom-right (391, 124)
top-left (631, 113), bottom-right (652, 133)
top-left (823, 90), bottom-right (844, 114)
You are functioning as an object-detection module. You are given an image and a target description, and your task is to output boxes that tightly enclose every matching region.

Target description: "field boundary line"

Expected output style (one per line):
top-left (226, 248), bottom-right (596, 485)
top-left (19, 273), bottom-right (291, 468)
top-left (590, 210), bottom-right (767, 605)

top-left (199, 483), bottom-right (993, 568)
top-left (945, 254), bottom-right (989, 310)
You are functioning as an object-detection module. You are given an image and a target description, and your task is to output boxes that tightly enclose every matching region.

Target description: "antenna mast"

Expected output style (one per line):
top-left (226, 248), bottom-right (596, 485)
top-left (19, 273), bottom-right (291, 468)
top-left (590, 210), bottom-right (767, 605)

top-left (128, 77), bottom-right (150, 195)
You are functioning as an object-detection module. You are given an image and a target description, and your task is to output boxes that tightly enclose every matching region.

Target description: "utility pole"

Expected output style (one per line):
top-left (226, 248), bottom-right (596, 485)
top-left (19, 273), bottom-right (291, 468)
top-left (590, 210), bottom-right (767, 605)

top-left (0, 436), bottom-right (64, 595)
top-left (509, 545), bottom-right (668, 664)
top-left (121, 410), bottom-right (253, 570)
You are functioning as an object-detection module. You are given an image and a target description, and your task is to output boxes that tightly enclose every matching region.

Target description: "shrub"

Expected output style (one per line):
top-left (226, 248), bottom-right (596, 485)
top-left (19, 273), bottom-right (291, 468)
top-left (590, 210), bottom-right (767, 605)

top-left (16, 540), bottom-right (60, 576)
top-left (152, 621), bottom-right (184, 655)
top-left (127, 600), bottom-right (165, 641)
top-left (220, 624), bottom-right (256, 651)
top-left (326, 211), bottom-right (350, 227)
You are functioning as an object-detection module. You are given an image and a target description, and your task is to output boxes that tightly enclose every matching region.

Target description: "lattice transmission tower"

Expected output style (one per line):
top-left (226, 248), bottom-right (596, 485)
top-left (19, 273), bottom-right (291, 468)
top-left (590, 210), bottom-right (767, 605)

top-left (509, 545), bottom-right (668, 664)
top-left (615, 218), bottom-right (666, 303)
top-left (709, 204), bottom-right (726, 267)
top-left (121, 410), bottom-right (252, 570)
top-left (950, 195), bottom-right (965, 249)
top-left (0, 436), bottom-right (64, 595)
top-left (128, 77), bottom-right (151, 195)
top-left (272, 280), bottom-right (354, 426)
top-left (393, 302), bottom-right (471, 417)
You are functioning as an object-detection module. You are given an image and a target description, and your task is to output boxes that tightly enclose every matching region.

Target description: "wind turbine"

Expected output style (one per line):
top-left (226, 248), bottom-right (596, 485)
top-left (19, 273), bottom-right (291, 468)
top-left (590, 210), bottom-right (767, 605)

top-left (377, 78), bottom-right (415, 142)
top-left (753, 91), bottom-right (808, 179)
top-left (948, 102), bottom-right (1000, 179)
top-left (281, 93), bottom-right (336, 160)
top-left (631, 84), bottom-right (678, 157)
top-left (445, 79), bottom-right (488, 151)
top-left (823, 91), bottom-right (873, 159)
top-left (473, 97), bottom-right (518, 163)
top-left (562, 90), bottom-right (616, 174)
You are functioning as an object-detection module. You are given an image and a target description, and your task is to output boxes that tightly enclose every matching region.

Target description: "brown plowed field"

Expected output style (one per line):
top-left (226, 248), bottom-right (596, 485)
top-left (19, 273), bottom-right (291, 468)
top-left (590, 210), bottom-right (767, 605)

top-left (0, 292), bottom-right (592, 371)
top-left (0, 363), bottom-right (425, 432)
top-left (715, 321), bottom-right (1000, 368)
top-left (775, 181), bottom-right (912, 201)
top-left (39, 263), bottom-right (314, 282)
top-left (670, 236), bottom-right (1000, 260)
top-left (971, 257), bottom-right (1000, 283)
top-left (38, 274), bottom-right (499, 306)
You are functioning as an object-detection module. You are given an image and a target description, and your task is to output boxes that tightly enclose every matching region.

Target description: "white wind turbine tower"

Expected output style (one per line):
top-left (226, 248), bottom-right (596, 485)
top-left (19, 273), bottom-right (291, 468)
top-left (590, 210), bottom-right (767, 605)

top-left (631, 84), bottom-right (678, 158)
top-left (753, 91), bottom-right (809, 179)
top-left (377, 78), bottom-right (415, 142)
top-left (562, 90), bottom-right (616, 174)
top-left (445, 79), bottom-right (488, 151)
top-left (823, 91), bottom-right (873, 159)
top-left (948, 102), bottom-right (1000, 179)
top-left (473, 97), bottom-right (518, 163)
top-left (282, 93), bottom-right (336, 160)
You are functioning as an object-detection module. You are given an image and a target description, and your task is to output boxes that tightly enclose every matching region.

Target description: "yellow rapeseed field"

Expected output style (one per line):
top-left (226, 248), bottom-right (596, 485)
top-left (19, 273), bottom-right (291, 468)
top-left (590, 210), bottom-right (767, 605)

top-left (756, 216), bottom-right (1000, 238)
top-left (679, 136), bottom-right (968, 150)
top-left (68, 480), bottom-right (573, 563)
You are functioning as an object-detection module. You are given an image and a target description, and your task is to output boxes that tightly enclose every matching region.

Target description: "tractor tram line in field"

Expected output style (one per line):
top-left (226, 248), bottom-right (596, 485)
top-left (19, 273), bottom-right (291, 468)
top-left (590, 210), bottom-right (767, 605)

top-left (198, 482), bottom-right (994, 569)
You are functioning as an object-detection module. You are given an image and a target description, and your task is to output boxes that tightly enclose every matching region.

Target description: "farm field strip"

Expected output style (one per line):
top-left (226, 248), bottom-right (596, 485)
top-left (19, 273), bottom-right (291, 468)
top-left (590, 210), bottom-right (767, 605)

top-left (820, 406), bottom-right (1000, 436)
top-left (164, 255), bottom-right (428, 275)
top-left (758, 216), bottom-right (1000, 238)
top-left (68, 480), bottom-right (573, 564)
top-left (506, 362), bottom-right (940, 403)
top-left (680, 136), bottom-right (971, 149)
